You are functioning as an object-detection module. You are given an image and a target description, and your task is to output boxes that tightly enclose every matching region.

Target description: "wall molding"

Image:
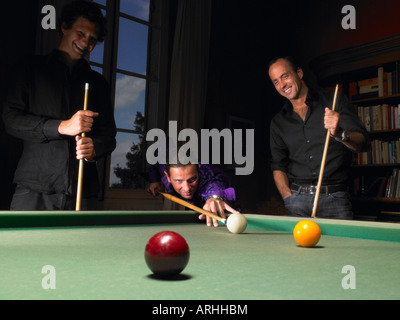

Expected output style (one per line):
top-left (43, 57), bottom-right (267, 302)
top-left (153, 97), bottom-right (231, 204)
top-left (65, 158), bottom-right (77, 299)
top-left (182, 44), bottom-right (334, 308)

top-left (310, 34), bottom-right (400, 86)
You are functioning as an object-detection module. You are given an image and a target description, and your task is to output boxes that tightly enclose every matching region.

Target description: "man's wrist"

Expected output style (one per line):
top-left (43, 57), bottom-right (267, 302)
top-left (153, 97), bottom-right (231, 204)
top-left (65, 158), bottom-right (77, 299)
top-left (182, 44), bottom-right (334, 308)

top-left (207, 194), bottom-right (225, 202)
top-left (331, 127), bottom-right (350, 142)
top-left (331, 126), bottom-right (343, 139)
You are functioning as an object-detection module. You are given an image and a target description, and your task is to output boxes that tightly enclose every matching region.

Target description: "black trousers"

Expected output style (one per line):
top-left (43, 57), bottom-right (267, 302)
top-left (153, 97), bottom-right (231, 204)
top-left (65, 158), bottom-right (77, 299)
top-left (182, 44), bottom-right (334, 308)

top-left (10, 185), bottom-right (98, 210)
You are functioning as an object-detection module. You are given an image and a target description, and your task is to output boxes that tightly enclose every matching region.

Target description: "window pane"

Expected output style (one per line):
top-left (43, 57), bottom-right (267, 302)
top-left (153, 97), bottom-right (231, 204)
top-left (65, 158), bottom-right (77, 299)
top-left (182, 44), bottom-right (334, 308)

top-left (117, 17), bottom-right (148, 74)
top-left (114, 73), bottom-right (146, 130)
top-left (110, 132), bottom-right (145, 189)
top-left (90, 41), bottom-right (104, 64)
top-left (93, 0), bottom-right (107, 6)
top-left (90, 65), bottom-right (103, 75)
top-left (120, 0), bottom-right (150, 21)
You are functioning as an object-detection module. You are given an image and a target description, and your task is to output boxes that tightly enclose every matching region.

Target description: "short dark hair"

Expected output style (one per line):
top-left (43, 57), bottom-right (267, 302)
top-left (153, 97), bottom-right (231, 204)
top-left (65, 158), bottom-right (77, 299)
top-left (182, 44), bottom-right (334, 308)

top-left (165, 162), bottom-right (199, 176)
top-left (268, 56), bottom-right (300, 73)
top-left (58, 0), bottom-right (107, 42)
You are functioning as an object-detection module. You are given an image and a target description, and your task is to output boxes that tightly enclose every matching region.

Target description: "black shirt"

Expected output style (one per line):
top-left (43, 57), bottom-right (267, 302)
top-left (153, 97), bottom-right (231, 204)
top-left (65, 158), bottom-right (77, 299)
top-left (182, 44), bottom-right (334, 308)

top-left (270, 88), bottom-right (369, 186)
top-left (2, 50), bottom-right (116, 197)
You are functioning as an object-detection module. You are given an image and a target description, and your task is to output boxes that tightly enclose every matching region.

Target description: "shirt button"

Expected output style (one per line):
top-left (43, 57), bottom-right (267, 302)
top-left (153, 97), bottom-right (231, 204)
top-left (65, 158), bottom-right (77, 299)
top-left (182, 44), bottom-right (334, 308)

top-left (310, 155), bottom-right (313, 159)
top-left (306, 140), bottom-right (310, 143)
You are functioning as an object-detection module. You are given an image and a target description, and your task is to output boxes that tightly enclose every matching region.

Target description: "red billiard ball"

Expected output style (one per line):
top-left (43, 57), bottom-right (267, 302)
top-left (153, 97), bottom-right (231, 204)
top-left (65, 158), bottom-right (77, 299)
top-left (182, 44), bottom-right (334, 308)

top-left (145, 231), bottom-right (190, 277)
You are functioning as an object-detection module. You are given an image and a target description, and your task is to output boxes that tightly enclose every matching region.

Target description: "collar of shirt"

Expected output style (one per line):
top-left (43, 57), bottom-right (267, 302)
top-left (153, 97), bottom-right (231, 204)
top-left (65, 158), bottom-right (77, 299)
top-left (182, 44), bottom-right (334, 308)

top-left (47, 49), bottom-right (90, 75)
top-left (282, 88), bottom-right (321, 114)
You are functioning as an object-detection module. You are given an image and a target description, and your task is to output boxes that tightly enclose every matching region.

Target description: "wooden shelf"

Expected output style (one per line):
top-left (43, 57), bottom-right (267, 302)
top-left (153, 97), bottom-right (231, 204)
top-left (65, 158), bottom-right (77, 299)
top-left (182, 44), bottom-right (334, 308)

top-left (376, 197), bottom-right (400, 203)
top-left (352, 93), bottom-right (400, 105)
top-left (368, 129), bottom-right (400, 134)
top-left (352, 196), bottom-right (400, 203)
top-left (351, 163), bottom-right (400, 168)
top-left (310, 34), bottom-right (400, 87)
top-left (381, 210), bottom-right (400, 215)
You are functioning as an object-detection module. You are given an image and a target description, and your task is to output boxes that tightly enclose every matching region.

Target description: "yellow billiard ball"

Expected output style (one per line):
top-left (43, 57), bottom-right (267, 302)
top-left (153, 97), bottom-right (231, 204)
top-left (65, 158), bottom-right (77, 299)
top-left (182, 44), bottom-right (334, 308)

top-left (293, 220), bottom-right (321, 247)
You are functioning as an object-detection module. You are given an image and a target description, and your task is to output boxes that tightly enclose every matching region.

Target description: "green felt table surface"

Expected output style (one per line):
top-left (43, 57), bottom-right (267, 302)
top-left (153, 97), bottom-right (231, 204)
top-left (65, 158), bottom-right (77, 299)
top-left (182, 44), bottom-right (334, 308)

top-left (0, 211), bottom-right (399, 300)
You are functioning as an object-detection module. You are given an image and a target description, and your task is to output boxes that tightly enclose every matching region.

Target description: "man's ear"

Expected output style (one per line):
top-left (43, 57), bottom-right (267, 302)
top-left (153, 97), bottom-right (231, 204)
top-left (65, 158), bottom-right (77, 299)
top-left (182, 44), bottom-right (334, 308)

top-left (60, 22), bottom-right (67, 34)
top-left (164, 170), bottom-right (171, 183)
top-left (297, 67), bottom-right (304, 80)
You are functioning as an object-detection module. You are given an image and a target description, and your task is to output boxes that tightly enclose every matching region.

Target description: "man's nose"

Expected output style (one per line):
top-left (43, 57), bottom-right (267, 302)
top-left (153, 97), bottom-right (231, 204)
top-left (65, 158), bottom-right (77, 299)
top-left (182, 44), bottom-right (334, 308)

top-left (181, 181), bottom-right (190, 191)
top-left (80, 35), bottom-right (89, 49)
top-left (279, 80), bottom-right (287, 90)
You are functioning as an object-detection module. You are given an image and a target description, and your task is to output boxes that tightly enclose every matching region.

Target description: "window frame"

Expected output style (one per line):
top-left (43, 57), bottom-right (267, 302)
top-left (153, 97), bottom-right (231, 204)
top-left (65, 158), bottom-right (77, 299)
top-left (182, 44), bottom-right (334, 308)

top-left (90, 0), bottom-right (169, 209)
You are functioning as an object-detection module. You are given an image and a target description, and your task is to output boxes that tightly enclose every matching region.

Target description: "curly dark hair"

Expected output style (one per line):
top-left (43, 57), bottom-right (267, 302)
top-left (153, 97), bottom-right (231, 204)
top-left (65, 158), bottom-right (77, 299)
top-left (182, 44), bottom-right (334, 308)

top-left (58, 0), bottom-right (107, 42)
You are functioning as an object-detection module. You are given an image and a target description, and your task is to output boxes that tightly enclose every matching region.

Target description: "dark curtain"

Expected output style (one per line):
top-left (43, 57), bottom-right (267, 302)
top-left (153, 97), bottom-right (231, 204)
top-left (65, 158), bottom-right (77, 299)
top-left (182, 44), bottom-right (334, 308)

top-left (168, 0), bottom-right (211, 134)
top-left (165, 0), bottom-right (212, 209)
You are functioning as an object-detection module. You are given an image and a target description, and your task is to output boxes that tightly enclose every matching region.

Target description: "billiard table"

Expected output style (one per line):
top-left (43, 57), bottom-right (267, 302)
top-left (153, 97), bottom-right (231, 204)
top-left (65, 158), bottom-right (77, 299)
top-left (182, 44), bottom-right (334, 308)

top-left (0, 210), bottom-right (399, 301)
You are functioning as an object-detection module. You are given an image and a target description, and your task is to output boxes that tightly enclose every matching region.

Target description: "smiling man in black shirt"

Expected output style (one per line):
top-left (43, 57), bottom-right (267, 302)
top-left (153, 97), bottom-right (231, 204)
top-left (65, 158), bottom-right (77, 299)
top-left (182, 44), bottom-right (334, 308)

top-left (268, 56), bottom-right (369, 219)
top-left (2, 1), bottom-right (116, 210)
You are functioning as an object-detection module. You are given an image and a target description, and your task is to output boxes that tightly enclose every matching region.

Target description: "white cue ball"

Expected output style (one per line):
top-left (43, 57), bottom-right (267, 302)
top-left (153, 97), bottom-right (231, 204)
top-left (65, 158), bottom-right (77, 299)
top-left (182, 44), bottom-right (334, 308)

top-left (226, 213), bottom-right (247, 234)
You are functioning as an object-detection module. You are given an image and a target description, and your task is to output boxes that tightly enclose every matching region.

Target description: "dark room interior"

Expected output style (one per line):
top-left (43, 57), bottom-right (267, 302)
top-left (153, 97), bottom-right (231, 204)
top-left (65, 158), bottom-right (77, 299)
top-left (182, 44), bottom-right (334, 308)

top-left (1, 0), bottom-right (400, 220)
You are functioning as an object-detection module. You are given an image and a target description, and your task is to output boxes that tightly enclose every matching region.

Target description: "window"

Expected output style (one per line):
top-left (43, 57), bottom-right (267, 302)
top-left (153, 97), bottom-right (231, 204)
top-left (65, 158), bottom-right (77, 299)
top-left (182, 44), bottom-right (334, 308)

top-left (90, 0), bottom-right (152, 192)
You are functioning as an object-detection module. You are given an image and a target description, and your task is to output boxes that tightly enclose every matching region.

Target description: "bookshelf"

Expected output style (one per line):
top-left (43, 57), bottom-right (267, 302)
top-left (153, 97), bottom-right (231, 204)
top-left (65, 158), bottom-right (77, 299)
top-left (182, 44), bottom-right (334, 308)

top-left (310, 34), bottom-right (400, 220)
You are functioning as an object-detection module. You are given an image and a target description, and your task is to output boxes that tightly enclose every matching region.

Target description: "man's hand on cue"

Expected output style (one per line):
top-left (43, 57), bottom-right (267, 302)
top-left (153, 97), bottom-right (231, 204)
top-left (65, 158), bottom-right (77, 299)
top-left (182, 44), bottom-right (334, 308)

top-left (75, 136), bottom-right (96, 161)
top-left (147, 182), bottom-right (162, 196)
top-left (324, 107), bottom-right (340, 136)
top-left (58, 110), bottom-right (99, 136)
top-left (201, 198), bottom-right (239, 227)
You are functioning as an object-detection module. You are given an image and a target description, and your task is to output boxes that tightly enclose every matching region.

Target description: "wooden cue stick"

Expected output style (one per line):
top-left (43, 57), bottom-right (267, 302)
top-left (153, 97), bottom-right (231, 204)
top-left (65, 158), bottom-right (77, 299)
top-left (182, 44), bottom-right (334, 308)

top-left (75, 83), bottom-right (89, 211)
top-left (159, 192), bottom-right (227, 224)
top-left (311, 84), bottom-right (339, 218)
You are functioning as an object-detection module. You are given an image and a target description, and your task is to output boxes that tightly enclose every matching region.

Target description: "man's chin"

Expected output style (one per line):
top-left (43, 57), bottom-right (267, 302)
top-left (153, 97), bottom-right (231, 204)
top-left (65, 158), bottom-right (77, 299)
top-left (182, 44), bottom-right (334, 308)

top-left (181, 195), bottom-right (193, 200)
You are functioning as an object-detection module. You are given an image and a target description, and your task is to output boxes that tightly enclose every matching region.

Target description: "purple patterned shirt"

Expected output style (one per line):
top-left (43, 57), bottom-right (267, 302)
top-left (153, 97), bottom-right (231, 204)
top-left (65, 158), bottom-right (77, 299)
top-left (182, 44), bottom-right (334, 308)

top-left (148, 164), bottom-right (238, 209)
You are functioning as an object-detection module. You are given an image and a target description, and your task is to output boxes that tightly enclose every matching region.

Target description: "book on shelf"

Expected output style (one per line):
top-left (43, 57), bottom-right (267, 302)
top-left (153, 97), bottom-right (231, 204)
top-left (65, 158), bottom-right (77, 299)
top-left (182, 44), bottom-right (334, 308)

top-left (352, 91), bottom-right (379, 101)
top-left (384, 168), bottom-right (400, 199)
top-left (359, 83), bottom-right (379, 95)
top-left (351, 65), bottom-right (399, 101)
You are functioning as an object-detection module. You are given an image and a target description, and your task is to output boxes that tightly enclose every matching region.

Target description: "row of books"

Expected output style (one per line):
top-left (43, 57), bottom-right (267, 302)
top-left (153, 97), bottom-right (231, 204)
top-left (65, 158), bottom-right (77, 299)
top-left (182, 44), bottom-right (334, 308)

top-left (376, 168), bottom-right (400, 199)
top-left (360, 169), bottom-right (400, 199)
top-left (357, 104), bottom-right (400, 131)
top-left (356, 139), bottom-right (400, 165)
top-left (385, 168), bottom-right (400, 199)
top-left (349, 64), bottom-right (400, 101)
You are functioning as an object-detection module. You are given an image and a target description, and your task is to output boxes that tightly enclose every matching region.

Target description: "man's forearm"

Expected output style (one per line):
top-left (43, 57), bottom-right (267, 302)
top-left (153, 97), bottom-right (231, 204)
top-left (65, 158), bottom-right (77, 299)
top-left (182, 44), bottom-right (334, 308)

top-left (273, 170), bottom-right (292, 199)
top-left (333, 130), bottom-right (366, 152)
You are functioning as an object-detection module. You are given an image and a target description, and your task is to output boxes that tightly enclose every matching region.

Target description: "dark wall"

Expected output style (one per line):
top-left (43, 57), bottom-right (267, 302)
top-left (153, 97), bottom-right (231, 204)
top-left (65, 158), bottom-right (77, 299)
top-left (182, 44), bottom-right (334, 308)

top-left (0, 1), bottom-right (39, 209)
top-left (204, 0), bottom-right (400, 212)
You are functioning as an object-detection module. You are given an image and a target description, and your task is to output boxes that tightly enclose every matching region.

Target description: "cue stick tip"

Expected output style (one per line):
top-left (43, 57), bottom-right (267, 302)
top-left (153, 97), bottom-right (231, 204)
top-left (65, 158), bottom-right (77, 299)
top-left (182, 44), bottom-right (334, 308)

top-left (85, 83), bottom-right (89, 90)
